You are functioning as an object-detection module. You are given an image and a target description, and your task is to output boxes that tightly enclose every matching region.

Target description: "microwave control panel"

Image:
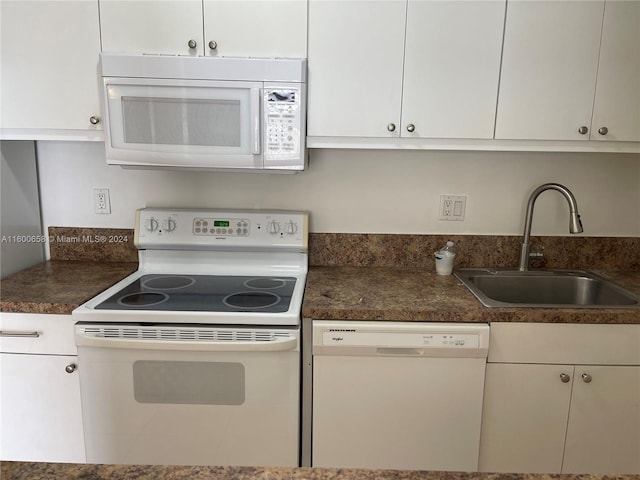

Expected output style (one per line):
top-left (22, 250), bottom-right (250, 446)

top-left (264, 88), bottom-right (302, 159)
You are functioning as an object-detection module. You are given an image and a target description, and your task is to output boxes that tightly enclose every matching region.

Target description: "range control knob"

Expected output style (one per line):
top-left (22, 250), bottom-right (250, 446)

top-left (267, 220), bottom-right (281, 234)
top-left (145, 218), bottom-right (159, 232)
top-left (162, 218), bottom-right (177, 232)
top-left (285, 221), bottom-right (298, 235)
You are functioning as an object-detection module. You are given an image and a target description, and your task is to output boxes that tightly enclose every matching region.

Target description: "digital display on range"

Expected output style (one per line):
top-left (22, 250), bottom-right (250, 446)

top-left (213, 220), bottom-right (230, 227)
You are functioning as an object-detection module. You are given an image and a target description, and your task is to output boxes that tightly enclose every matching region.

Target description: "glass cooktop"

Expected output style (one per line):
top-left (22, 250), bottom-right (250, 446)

top-left (95, 275), bottom-right (297, 313)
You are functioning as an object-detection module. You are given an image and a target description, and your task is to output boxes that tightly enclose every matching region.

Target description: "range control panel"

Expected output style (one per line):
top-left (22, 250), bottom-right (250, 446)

top-left (193, 217), bottom-right (250, 237)
top-left (135, 208), bottom-right (308, 251)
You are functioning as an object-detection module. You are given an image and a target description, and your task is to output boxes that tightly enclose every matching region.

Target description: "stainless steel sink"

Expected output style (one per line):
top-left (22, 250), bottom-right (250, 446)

top-left (454, 269), bottom-right (640, 308)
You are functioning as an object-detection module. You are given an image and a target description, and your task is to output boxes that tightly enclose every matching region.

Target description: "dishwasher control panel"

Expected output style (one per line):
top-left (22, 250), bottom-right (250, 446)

top-left (321, 332), bottom-right (480, 348)
top-left (313, 321), bottom-right (490, 358)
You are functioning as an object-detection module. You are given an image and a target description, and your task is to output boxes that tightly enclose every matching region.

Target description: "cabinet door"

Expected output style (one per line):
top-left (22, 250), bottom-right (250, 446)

top-left (563, 366), bottom-right (640, 474)
top-left (0, 353), bottom-right (85, 462)
top-left (203, 0), bottom-right (307, 58)
top-left (479, 363), bottom-right (573, 473)
top-left (0, 0), bottom-right (102, 137)
top-left (99, 0), bottom-right (204, 55)
top-left (401, 1), bottom-right (505, 139)
top-left (307, 0), bottom-right (406, 137)
top-left (590, 1), bottom-right (640, 142)
top-left (495, 0), bottom-right (605, 141)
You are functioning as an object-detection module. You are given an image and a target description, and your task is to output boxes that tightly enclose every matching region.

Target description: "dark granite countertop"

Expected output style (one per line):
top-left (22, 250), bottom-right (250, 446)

top-left (302, 266), bottom-right (640, 324)
top-left (0, 260), bottom-right (138, 314)
top-left (1, 462), bottom-right (635, 480)
top-left (1, 260), bottom-right (638, 324)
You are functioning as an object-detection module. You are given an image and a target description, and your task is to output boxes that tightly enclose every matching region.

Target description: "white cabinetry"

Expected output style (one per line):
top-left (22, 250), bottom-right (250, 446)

top-left (98, 0), bottom-right (203, 56)
top-left (306, 1), bottom-right (406, 138)
top-left (0, 1), bottom-right (103, 140)
top-left (495, 0), bottom-right (640, 143)
top-left (400, 1), bottom-right (504, 139)
top-left (0, 313), bottom-right (85, 463)
top-left (307, 0), bottom-right (505, 140)
top-left (203, 0), bottom-right (307, 58)
top-left (479, 323), bottom-right (640, 475)
top-left (590, 1), bottom-right (640, 142)
top-left (100, 0), bottom-right (307, 58)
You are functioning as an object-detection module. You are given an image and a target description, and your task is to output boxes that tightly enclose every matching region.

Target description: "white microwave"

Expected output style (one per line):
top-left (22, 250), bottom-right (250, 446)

top-left (100, 53), bottom-right (307, 172)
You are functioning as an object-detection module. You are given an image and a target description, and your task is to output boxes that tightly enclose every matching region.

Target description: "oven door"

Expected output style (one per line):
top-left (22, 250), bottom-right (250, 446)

top-left (103, 78), bottom-right (263, 169)
top-left (75, 324), bottom-right (299, 466)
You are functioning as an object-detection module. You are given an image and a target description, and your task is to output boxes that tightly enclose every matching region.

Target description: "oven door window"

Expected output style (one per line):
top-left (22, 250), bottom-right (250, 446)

top-left (133, 360), bottom-right (245, 405)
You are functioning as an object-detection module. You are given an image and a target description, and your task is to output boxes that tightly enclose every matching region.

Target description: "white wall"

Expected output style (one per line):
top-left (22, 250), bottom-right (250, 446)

top-left (37, 141), bottom-right (640, 236)
top-left (1, 141), bottom-right (45, 277)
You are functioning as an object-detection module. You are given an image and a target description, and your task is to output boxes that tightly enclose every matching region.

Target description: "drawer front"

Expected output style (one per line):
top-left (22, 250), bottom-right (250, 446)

top-left (0, 313), bottom-right (76, 355)
top-left (488, 322), bottom-right (640, 365)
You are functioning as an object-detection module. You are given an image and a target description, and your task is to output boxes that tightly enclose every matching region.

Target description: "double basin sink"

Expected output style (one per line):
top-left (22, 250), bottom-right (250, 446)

top-left (455, 269), bottom-right (640, 308)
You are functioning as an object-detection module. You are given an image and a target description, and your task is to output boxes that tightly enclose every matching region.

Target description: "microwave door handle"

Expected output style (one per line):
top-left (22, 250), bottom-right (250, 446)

top-left (251, 88), bottom-right (261, 155)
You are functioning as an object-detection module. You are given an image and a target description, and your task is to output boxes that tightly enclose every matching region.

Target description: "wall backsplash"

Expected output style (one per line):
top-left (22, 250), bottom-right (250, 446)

top-left (48, 227), bottom-right (640, 272)
top-left (36, 141), bottom-right (640, 241)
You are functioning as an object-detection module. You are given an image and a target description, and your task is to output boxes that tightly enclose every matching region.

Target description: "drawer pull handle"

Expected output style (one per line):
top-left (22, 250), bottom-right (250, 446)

top-left (0, 330), bottom-right (41, 338)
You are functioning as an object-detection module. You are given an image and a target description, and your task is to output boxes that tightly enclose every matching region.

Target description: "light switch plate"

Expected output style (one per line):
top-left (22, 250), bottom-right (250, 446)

top-left (439, 194), bottom-right (466, 221)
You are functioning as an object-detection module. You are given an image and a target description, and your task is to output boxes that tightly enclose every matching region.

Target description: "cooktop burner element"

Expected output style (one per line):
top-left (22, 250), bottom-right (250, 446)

top-left (118, 292), bottom-right (169, 307)
top-left (244, 278), bottom-right (286, 290)
top-left (96, 274), bottom-right (296, 313)
top-left (223, 292), bottom-right (281, 309)
top-left (141, 275), bottom-right (196, 290)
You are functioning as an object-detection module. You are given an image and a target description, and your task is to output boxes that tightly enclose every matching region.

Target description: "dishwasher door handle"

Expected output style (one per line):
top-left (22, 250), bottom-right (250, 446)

top-left (376, 347), bottom-right (424, 356)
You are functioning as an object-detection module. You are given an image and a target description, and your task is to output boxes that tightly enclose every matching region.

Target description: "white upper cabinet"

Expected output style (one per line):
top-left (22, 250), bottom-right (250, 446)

top-left (495, 1), bottom-right (605, 141)
top-left (307, 1), bottom-right (406, 137)
top-left (203, 1), bottom-right (307, 58)
top-left (99, 0), bottom-right (307, 58)
top-left (307, 0), bottom-right (505, 140)
top-left (0, 0), bottom-right (102, 139)
top-left (590, 1), bottom-right (640, 142)
top-left (401, 1), bottom-right (505, 139)
top-left (99, 0), bottom-right (204, 55)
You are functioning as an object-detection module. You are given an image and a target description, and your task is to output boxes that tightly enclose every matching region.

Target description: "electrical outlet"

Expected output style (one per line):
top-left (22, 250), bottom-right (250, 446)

top-left (439, 194), bottom-right (466, 221)
top-left (94, 188), bottom-right (111, 214)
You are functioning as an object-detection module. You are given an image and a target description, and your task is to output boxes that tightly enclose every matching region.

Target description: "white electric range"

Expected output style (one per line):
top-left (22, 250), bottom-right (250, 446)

top-left (72, 208), bottom-right (308, 467)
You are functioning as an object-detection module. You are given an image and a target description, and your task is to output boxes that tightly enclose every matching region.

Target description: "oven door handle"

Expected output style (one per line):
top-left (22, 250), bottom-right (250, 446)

top-left (75, 334), bottom-right (298, 352)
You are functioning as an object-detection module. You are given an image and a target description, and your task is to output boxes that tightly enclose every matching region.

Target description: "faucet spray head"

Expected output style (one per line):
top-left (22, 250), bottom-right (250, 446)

top-left (570, 212), bottom-right (583, 234)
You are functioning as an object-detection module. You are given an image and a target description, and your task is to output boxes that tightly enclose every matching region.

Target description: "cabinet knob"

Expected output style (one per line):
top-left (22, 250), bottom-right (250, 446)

top-left (387, 123), bottom-right (396, 132)
top-left (559, 373), bottom-right (571, 383)
top-left (581, 373), bottom-right (592, 383)
top-left (578, 126), bottom-right (589, 135)
top-left (208, 40), bottom-right (217, 50)
top-left (188, 39), bottom-right (197, 49)
top-left (406, 124), bottom-right (415, 133)
top-left (598, 127), bottom-right (608, 136)
top-left (65, 363), bottom-right (77, 374)
top-left (89, 116), bottom-right (100, 125)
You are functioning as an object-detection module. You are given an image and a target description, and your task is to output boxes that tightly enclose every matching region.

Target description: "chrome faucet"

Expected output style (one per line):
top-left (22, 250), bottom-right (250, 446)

top-left (518, 183), bottom-right (583, 271)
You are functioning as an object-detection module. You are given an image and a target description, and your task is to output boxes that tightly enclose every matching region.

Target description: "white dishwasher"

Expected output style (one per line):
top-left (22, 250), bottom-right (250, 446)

top-left (311, 321), bottom-right (490, 471)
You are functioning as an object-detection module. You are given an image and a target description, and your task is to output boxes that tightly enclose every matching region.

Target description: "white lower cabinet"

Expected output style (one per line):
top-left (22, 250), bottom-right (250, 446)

top-left (0, 313), bottom-right (85, 463)
top-left (479, 323), bottom-right (640, 475)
